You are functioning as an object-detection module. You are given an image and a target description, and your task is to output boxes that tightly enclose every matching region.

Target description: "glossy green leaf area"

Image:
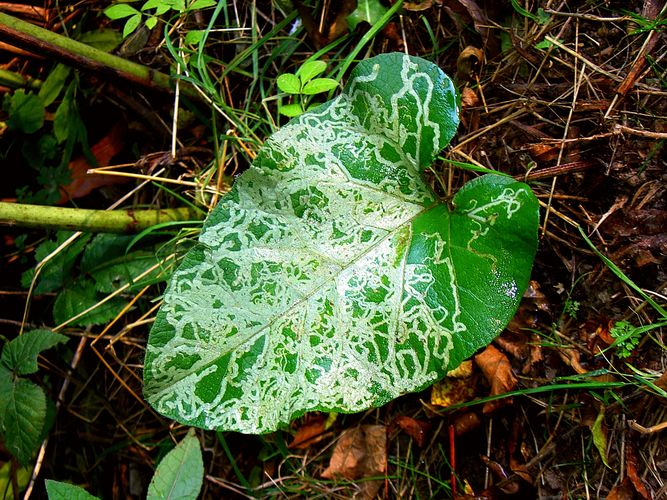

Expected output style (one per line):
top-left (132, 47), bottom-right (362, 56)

top-left (146, 428), bottom-right (203, 500)
top-left (144, 53), bottom-right (539, 434)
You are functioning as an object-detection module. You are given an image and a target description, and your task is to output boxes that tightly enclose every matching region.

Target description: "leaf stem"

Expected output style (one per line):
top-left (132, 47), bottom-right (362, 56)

top-left (0, 12), bottom-right (198, 100)
top-left (0, 202), bottom-right (202, 233)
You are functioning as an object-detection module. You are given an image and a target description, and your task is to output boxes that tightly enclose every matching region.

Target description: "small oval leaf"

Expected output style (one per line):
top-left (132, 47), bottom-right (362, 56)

top-left (279, 102), bottom-right (304, 117)
top-left (147, 428), bottom-right (203, 500)
top-left (45, 480), bottom-right (99, 500)
top-left (144, 53), bottom-right (539, 434)
top-left (104, 4), bottom-right (140, 20)
top-left (276, 73), bottom-right (301, 94)
top-left (296, 60), bottom-right (327, 83)
top-left (301, 77), bottom-right (339, 95)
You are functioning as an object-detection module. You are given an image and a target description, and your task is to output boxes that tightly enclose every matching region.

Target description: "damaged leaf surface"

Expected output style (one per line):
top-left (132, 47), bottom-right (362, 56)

top-left (144, 53), bottom-right (539, 433)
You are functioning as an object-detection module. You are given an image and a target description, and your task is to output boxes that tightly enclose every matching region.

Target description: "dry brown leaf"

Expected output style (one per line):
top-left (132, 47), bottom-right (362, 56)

top-left (474, 345), bottom-right (517, 414)
top-left (393, 416), bottom-right (431, 447)
top-left (322, 425), bottom-right (386, 499)
top-left (288, 415), bottom-right (326, 449)
top-left (452, 412), bottom-right (481, 436)
top-left (454, 0), bottom-right (490, 47)
top-left (460, 87), bottom-right (479, 110)
top-left (403, 0), bottom-right (436, 11)
top-left (607, 478), bottom-right (635, 500)
top-left (447, 360), bottom-right (474, 378)
top-left (431, 374), bottom-right (477, 407)
top-left (557, 347), bottom-right (588, 375)
top-left (456, 46), bottom-right (484, 82)
top-left (58, 123), bottom-right (127, 203)
top-left (626, 438), bottom-right (651, 499)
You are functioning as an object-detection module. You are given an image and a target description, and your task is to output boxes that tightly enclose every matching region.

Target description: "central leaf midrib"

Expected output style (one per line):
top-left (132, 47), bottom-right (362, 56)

top-left (151, 201), bottom-right (442, 397)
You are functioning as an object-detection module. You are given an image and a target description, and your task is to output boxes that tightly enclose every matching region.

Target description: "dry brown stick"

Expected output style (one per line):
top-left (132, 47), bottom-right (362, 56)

top-left (614, 123), bottom-right (667, 139)
top-left (515, 160), bottom-right (596, 182)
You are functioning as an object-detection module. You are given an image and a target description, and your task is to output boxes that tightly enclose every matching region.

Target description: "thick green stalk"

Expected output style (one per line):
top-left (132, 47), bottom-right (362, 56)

top-left (0, 202), bottom-right (201, 233)
top-left (0, 12), bottom-right (198, 99)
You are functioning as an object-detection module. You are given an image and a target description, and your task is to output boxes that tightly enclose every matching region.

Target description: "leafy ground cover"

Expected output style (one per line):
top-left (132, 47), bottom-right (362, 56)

top-left (0, 0), bottom-right (665, 498)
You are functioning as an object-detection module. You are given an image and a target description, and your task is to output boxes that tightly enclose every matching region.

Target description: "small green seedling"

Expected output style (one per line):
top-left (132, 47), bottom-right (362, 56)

top-left (104, 0), bottom-right (216, 38)
top-left (276, 60), bottom-right (339, 117)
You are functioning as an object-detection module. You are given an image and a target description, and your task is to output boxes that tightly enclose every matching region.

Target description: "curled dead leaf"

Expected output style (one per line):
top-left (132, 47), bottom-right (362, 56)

top-left (456, 46), bottom-right (484, 82)
top-left (393, 416), bottom-right (431, 447)
top-left (474, 345), bottom-right (517, 414)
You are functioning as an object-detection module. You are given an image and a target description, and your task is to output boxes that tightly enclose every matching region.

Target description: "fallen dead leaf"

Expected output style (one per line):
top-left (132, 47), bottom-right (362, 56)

top-left (607, 478), bottom-right (635, 500)
top-left (431, 374), bottom-right (477, 407)
top-left (460, 86), bottom-right (479, 110)
top-left (474, 345), bottom-right (517, 414)
top-left (452, 412), bottom-right (481, 436)
top-left (321, 425), bottom-right (386, 499)
top-left (557, 347), bottom-right (588, 375)
top-left (289, 415), bottom-right (327, 449)
top-left (58, 123), bottom-right (127, 203)
top-left (448, 360), bottom-right (474, 378)
top-left (404, 0), bottom-right (438, 11)
top-left (392, 416), bottom-right (431, 447)
top-left (626, 437), bottom-right (651, 499)
top-left (456, 46), bottom-right (484, 82)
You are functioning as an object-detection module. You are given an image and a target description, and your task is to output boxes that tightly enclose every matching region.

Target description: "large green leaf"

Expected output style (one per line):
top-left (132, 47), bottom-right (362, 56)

top-left (146, 428), bottom-right (203, 500)
top-left (144, 53), bottom-right (539, 434)
top-left (0, 378), bottom-right (46, 465)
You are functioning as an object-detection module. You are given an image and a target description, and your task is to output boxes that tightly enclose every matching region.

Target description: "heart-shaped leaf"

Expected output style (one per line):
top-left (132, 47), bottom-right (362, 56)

top-left (144, 53), bottom-right (539, 434)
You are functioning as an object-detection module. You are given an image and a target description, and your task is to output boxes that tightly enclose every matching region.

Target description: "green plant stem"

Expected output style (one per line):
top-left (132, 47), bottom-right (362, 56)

top-left (0, 202), bottom-right (202, 234)
top-left (0, 68), bottom-right (41, 90)
top-left (0, 12), bottom-right (198, 100)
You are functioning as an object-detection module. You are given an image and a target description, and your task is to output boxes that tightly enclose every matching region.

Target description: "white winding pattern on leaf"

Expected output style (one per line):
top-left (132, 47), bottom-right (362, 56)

top-left (144, 54), bottom-right (533, 433)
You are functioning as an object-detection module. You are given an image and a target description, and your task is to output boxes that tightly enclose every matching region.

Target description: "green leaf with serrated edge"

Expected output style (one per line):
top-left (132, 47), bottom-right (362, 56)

top-left (104, 4), bottom-right (140, 20)
top-left (276, 73), bottom-right (301, 94)
top-left (0, 461), bottom-right (32, 500)
top-left (45, 480), bottom-right (99, 500)
top-left (144, 53), bottom-right (539, 434)
top-left (1, 329), bottom-right (67, 375)
top-left (278, 102), bottom-right (303, 117)
top-left (1, 378), bottom-right (46, 465)
top-left (302, 78), bottom-right (339, 95)
top-left (296, 60), bottom-right (327, 84)
top-left (347, 0), bottom-right (388, 30)
top-left (53, 280), bottom-right (126, 327)
top-left (146, 428), bottom-right (203, 500)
